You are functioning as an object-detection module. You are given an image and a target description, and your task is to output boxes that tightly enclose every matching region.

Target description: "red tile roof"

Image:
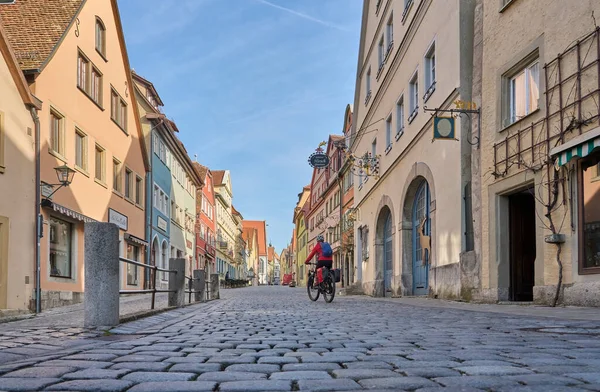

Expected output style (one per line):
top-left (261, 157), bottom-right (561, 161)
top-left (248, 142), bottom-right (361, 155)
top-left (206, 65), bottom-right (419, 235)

top-left (192, 162), bottom-right (208, 183)
top-left (242, 228), bottom-right (257, 251)
top-left (213, 170), bottom-right (225, 186)
top-left (243, 220), bottom-right (267, 256)
top-left (0, 0), bottom-right (85, 71)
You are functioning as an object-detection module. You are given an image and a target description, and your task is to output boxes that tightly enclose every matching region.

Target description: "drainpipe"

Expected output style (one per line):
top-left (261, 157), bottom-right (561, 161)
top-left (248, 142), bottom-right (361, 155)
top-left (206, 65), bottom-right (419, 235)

top-left (30, 106), bottom-right (41, 314)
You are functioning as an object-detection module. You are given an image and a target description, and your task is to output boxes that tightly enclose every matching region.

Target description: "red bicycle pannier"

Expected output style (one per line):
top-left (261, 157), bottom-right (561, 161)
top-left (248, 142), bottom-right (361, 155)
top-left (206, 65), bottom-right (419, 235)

top-left (316, 267), bottom-right (324, 284)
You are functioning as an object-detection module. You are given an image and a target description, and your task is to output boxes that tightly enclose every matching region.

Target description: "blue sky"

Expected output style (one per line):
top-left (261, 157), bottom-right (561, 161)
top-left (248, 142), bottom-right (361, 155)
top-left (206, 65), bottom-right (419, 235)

top-left (118, 0), bottom-right (362, 253)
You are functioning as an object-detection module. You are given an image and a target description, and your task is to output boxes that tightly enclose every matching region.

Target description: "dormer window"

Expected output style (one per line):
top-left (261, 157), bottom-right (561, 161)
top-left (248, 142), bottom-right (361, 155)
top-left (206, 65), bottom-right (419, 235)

top-left (95, 17), bottom-right (106, 58)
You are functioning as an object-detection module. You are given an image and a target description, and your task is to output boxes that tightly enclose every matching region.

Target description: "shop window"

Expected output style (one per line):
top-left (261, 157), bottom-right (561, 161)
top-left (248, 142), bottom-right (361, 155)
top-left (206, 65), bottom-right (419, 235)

top-left (49, 217), bottom-right (72, 278)
top-left (126, 243), bottom-right (139, 285)
top-left (579, 156), bottom-right (600, 273)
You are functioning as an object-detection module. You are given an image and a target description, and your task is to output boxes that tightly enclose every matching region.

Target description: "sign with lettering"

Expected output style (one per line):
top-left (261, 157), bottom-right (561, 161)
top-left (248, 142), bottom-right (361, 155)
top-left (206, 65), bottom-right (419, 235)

top-left (157, 216), bottom-right (168, 232)
top-left (41, 182), bottom-right (54, 198)
top-left (308, 152), bottom-right (330, 168)
top-left (108, 208), bottom-right (128, 231)
top-left (454, 100), bottom-right (478, 110)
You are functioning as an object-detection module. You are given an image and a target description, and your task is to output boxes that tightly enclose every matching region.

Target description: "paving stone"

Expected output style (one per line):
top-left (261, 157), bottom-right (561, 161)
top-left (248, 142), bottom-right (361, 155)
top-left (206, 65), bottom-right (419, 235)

top-left (358, 376), bottom-right (438, 390)
top-left (168, 363), bottom-right (223, 373)
top-left (0, 352), bottom-right (27, 364)
top-left (62, 369), bottom-right (130, 380)
top-left (495, 387), bottom-right (591, 392)
top-left (113, 354), bottom-right (168, 362)
top-left (236, 344), bottom-right (271, 350)
top-left (163, 356), bottom-right (207, 363)
top-left (565, 373), bottom-right (600, 384)
top-left (300, 355), bottom-right (358, 363)
top-left (506, 373), bottom-right (584, 386)
top-left (218, 379), bottom-right (292, 391)
top-left (197, 371), bottom-right (267, 381)
top-left (457, 360), bottom-right (521, 367)
top-left (414, 388), bottom-right (488, 392)
top-left (343, 361), bottom-right (393, 370)
top-left (333, 369), bottom-right (402, 380)
top-left (258, 356), bottom-right (299, 364)
top-left (282, 363), bottom-right (342, 371)
top-left (36, 360), bottom-right (113, 369)
top-left (455, 365), bottom-right (534, 376)
top-left (270, 370), bottom-right (332, 380)
top-left (298, 379), bottom-right (362, 391)
top-left (126, 381), bottom-right (217, 392)
top-left (61, 353), bottom-right (119, 361)
top-left (122, 371), bottom-right (196, 382)
top-left (2, 366), bottom-right (77, 378)
top-left (45, 379), bottom-right (134, 391)
top-left (225, 364), bottom-right (281, 373)
top-left (110, 362), bottom-right (171, 371)
top-left (434, 376), bottom-right (521, 389)
top-left (400, 367), bottom-right (461, 378)
top-left (0, 377), bottom-right (61, 391)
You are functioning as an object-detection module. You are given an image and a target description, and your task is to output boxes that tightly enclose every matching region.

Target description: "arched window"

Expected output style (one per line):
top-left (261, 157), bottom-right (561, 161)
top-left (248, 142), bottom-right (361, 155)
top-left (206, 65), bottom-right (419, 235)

top-left (95, 17), bottom-right (106, 57)
top-left (161, 241), bottom-right (168, 281)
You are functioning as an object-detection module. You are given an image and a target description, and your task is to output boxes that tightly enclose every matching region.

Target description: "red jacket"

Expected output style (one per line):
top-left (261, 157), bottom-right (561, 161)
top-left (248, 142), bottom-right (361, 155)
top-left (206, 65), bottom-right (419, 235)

top-left (305, 242), bottom-right (333, 263)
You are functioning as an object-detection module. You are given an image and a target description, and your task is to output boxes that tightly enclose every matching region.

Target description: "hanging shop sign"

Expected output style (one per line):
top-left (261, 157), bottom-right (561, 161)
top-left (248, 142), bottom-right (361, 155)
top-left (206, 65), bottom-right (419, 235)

top-left (308, 141), bottom-right (330, 169)
top-left (433, 116), bottom-right (455, 140)
top-left (109, 208), bottom-right (128, 231)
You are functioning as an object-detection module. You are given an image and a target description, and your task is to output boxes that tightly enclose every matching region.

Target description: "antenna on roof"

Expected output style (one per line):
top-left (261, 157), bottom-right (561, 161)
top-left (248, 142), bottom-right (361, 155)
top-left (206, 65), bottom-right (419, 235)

top-left (194, 154), bottom-right (197, 162)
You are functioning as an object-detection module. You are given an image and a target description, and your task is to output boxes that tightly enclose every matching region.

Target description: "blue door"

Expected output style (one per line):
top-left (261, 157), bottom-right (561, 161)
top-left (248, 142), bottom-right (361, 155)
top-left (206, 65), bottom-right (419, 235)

top-left (412, 182), bottom-right (430, 295)
top-left (383, 212), bottom-right (393, 295)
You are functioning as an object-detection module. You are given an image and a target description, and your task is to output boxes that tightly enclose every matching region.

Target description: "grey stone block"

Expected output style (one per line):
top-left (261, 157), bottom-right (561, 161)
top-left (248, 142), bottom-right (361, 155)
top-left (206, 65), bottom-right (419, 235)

top-left (164, 356), bottom-right (207, 363)
top-left (400, 367), bottom-right (461, 378)
top-left (358, 376), bottom-right (438, 390)
top-left (113, 354), bottom-right (169, 362)
top-left (343, 361), bottom-right (393, 370)
top-left (84, 222), bottom-right (120, 328)
top-left (506, 374), bottom-right (584, 386)
top-left (269, 371), bottom-right (332, 380)
top-left (225, 364), bottom-right (280, 373)
top-left (3, 366), bottom-right (77, 378)
top-left (219, 380), bottom-right (291, 391)
top-left (258, 356), bottom-right (298, 364)
top-left (565, 373), bottom-right (600, 384)
top-left (282, 363), bottom-right (342, 371)
top-left (110, 362), bottom-right (171, 371)
top-left (206, 355), bottom-right (256, 365)
top-left (495, 387), bottom-right (591, 392)
top-left (0, 377), bottom-right (61, 391)
top-left (434, 376), bottom-right (521, 389)
top-left (237, 344), bottom-right (271, 350)
top-left (197, 371), bottom-right (267, 381)
top-left (169, 258), bottom-right (186, 307)
top-left (61, 353), bottom-right (119, 361)
top-left (298, 379), bottom-right (362, 391)
top-left (455, 365), bottom-right (534, 376)
top-left (46, 379), bottom-right (134, 391)
top-left (193, 270), bottom-right (205, 302)
top-left (122, 371), bottom-right (196, 382)
top-left (36, 360), bottom-right (113, 369)
top-left (126, 381), bottom-right (217, 392)
top-left (62, 369), bottom-right (130, 380)
top-left (333, 369), bottom-right (402, 380)
top-left (300, 355), bottom-right (358, 363)
top-left (168, 363), bottom-right (222, 373)
top-left (415, 387), bottom-right (486, 392)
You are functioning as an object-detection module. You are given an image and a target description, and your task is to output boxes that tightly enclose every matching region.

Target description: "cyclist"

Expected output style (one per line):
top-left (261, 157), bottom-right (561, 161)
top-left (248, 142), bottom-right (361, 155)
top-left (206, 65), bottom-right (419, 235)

top-left (305, 234), bottom-right (333, 287)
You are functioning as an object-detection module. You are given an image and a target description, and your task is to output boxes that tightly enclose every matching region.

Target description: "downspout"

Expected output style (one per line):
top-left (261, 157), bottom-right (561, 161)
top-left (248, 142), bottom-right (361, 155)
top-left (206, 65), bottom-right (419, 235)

top-left (30, 106), bottom-right (41, 314)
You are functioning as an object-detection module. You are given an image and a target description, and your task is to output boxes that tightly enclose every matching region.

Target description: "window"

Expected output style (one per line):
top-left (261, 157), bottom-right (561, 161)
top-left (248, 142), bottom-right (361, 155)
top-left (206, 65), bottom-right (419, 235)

top-left (50, 110), bottom-right (64, 156)
top-left (386, 14), bottom-right (393, 51)
top-left (124, 168), bottom-right (132, 199)
top-left (95, 18), bottom-right (106, 57)
top-left (49, 217), bottom-right (72, 278)
top-left (361, 227), bottom-right (370, 260)
top-left (409, 71), bottom-right (419, 120)
top-left (75, 129), bottom-right (87, 171)
top-left (372, 138), bottom-right (377, 158)
top-left (153, 184), bottom-right (169, 215)
top-left (77, 51), bottom-right (102, 106)
top-left (135, 176), bottom-right (143, 206)
top-left (424, 42), bottom-right (436, 96)
top-left (126, 243), bottom-right (139, 285)
top-left (113, 158), bottom-right (122, 193)
top-left (579, 157), bottom-right (600, 274)
top-left (95, 144), bottom-right (105, 182)
top-left (396, 95), bottom-right (405, 138)
top-left (365, 67), bottom-right (372, 104)
top-left (378, 36), bottom-right (385, 70)
top-left (385, 115), bottom-right (392, 150)
top-left (111, 88), bottom-right (127, 131)
top-left (508, 60), bottom-right (539, 125)
top-left (0, 112), bottom-right (4, 172)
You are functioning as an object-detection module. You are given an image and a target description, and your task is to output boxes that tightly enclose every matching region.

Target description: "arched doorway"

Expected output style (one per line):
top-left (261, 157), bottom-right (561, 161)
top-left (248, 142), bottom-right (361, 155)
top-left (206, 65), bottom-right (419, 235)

top-left (412, 181), bottom-right (430, 295)
top-left (161, 241), bottom-right (168, 282)
top-left (375, 203), bottom-right (394, 297)
top-left (148, 238), bottom-right (159, 289)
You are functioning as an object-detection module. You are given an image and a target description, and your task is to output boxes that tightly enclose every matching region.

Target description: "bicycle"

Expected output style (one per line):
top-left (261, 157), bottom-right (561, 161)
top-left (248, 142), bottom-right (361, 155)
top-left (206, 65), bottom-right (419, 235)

top-left (306, 262), bottom-right (335, 303)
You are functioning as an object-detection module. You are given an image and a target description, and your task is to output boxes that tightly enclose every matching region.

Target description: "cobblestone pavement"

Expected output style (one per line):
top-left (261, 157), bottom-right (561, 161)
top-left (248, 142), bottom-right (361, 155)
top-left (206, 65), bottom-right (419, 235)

top-left (0, 287), bottom-right (600, 391)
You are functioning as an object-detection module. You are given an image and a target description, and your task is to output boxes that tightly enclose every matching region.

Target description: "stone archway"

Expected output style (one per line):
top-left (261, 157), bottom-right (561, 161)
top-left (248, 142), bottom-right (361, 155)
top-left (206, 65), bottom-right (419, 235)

top-left (374, 195), bottom-right (395, 297)
top-left (399, 162), bottom-right (436, 296)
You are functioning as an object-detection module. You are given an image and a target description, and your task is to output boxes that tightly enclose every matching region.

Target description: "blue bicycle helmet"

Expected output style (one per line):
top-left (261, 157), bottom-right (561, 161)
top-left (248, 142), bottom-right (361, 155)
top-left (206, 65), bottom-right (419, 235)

top-left (316, 234), bottom-right (324, 242)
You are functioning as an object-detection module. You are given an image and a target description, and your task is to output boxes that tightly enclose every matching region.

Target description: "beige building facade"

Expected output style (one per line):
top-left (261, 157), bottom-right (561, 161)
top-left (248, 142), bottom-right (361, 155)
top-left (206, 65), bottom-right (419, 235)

top-left (473, 0), bottom-right (600, 306)
top-left (0, 0), bottom-right (149, 309)
top-left (0, 21), bottom-right (41, 311)
top-left (351, 0), bottom-right (476, 297)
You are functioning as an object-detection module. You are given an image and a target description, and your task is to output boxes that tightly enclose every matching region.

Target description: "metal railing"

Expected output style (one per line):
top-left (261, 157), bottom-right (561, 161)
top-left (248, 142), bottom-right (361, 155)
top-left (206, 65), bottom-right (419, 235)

top-left (119, 257), bottom-right (177, 309)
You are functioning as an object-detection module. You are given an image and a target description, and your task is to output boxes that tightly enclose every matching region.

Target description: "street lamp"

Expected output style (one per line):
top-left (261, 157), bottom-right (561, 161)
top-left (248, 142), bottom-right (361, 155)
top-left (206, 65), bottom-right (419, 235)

top-left (44, 165), bottom-right (76, 199)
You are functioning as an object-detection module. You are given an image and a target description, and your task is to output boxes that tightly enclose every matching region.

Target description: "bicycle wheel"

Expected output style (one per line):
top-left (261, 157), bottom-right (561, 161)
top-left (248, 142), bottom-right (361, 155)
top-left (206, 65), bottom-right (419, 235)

top-left (323, 276), bottom-right (335, 303)
top-left (307, 275), bottom-right (320, 301)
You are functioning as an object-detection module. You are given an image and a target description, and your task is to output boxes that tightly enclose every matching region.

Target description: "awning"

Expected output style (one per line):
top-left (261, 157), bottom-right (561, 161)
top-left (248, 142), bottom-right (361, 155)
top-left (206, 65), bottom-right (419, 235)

top-left (41, 199), bottom-right (97, 223)
top-left (124, 233), bottom-right (148, 247)
top-left (552, 126), bottom-right (600, 167)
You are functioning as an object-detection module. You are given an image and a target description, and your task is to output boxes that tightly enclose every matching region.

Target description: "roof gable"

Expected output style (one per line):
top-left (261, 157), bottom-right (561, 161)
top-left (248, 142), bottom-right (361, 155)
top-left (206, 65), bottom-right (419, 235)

top-left (243, 220), bottom-right (267, 256)
top-left (0, 0), bottom-right (85, 71)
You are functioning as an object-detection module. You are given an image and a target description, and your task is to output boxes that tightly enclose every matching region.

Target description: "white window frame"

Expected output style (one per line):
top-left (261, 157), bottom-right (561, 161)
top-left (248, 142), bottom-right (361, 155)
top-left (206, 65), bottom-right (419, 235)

top-left (396, 94), bottom-right (405, 139)
top-left (385, 114), bottom-right (392, 152)
top-left (386, 13), bottom-right (394, 54)
top-left (409, 70), bottom-right (419, 123)
top-left (424, 41), bottom-right (436, 100)
top-left (508, 59), bottom-right (540, 125)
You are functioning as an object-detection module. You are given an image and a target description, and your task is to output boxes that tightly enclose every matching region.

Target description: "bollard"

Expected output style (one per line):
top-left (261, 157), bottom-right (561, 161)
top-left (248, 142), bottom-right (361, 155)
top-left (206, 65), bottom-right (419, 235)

top-left (168, 258), bottom-right (186, 307)
top-left (84, 222), bottom-right (120, 328)
top-left (210, 273), bottom-right (220, 300)
top-left (193, 270), bottom-right (205, 302)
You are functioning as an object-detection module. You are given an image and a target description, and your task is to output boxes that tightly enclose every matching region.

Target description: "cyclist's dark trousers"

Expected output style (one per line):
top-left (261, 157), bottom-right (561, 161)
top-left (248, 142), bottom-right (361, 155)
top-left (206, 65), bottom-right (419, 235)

top-left (316, 260), bottom-right (333, 283)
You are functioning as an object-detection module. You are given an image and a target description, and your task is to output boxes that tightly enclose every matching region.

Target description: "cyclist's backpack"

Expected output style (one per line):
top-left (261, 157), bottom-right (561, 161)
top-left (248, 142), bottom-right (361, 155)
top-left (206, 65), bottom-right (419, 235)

top-left (321, 242), bottom-right (333, 257)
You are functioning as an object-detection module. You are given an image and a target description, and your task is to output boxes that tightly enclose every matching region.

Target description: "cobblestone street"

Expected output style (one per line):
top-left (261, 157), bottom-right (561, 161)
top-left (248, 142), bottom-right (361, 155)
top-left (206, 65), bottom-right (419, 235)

top-left (0, 287), bottom-right (600, 391)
